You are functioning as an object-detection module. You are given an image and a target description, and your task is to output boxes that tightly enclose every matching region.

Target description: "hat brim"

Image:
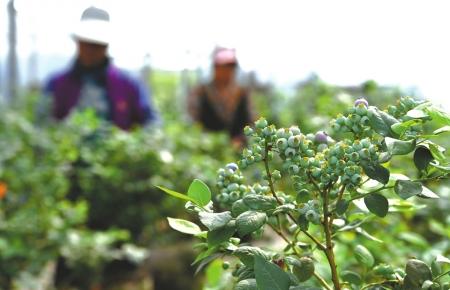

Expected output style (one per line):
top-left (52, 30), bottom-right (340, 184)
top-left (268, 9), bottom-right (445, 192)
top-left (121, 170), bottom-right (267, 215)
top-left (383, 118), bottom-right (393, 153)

top-left (72, 20), bottom-right (111, 45)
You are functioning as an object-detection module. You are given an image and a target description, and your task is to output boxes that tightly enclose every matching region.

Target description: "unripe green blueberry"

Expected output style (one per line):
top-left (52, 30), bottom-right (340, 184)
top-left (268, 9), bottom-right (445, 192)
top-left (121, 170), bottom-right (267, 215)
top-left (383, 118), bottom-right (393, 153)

top-left (255, 117), bottom-right (268, 129)
top-left (262, 126), bottom-right (274, 137)
top-left (217, 192), bottom-right (229, 203)
top-left (368, 145), bottom-right (377, 154)
top-left (254, 153), bottom-right (263, 162)
top-left (229, 191), bottom-right (240, 201)
top-left (252, 144), bottom-right (262, 153)
top-left (289, 164), bottom-right (300, 174)
top-left (329, 156), bottom-right (338, 165)
top-left (336, 116), bottom-right (346, 125)
top-left (353, 140), bottom-right (362, 150)
top-left (331, 122), bottom-right (341, 132)
top-left (359, 148), bottom-right (370, 159)
top-left (341, 175), bottom-right (350, 183)
top-left (387, 105), bottom-right (397, 115)
top-left (311, 168), bottom-right (321, 178)
top-left (239, 185), bottom-right (247, 192)
top-left (309, 158), bottom-right (320, 167)
top-left (285, 148), bottom-right (296, 158)
top-left (222, 261), bottom-right (230, 270)
top-left (244, 126), bottom-right (254, 136)
top-left (356, 104), bottom-right (368, 116)
top-left (317, 143), bottom-right (328, 152)
top-left (306, 133), bottom-right (315, 142)
top-left (277, 138), bottom-right (288, 150)
top-left (344, 118), bottom-right (353, 127)
top-left (276, 128), bottom-right (286, 138)
top-left (306, 149), bottom-right (315, 157)
top-left (351, 125), bottom-right (361, 133)
top-left (360, 116), bottom-right (370, 126)
top-left (350, 152), bottom-right (359, 161)
top-left (228, 183), bottom-right (239, 191)
top-left (246, 155), bottom-right (255, 164)
top-left (305, 210), bottom-right (320, 224)
top-left (290, 126), bottom-right (301, 135)
top-left (321, 173), bottom-right (331, 183)
top-left (299, 157), bottom-right (309, 168)
top-left (288, 135), bottom-right (301, 148)
top-left (238, 159), bottom-right (247, 169)
top-left (272, 170), bottom-right (282, 180)
top-left (337, 160), bottom-right (346, 169)
top-left (217, 181), bottom-right (224, 188)
top-left (351, 174), bottom-right (362, 184)
top-left (361, 139), bottom-right (371, 148)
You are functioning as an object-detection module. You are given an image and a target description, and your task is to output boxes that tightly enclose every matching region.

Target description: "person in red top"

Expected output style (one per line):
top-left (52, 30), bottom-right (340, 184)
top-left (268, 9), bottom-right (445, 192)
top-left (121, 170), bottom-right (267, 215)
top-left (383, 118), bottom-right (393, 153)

top-left (188, 47), bottom-right (254, 148)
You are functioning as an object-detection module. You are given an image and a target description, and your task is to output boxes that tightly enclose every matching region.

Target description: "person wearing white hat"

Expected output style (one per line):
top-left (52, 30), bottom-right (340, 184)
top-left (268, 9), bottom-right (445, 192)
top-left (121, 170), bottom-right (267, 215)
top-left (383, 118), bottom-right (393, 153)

top-left (40, 6), bottom-right (158, 129)
top-left (187, 47), bottom-right (255, 148)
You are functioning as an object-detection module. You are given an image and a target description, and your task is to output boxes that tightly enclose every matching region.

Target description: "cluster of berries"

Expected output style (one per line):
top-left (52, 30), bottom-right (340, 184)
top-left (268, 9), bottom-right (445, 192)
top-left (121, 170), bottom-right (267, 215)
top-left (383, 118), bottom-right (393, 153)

top-left (331, 98), bottom-right (373, 136)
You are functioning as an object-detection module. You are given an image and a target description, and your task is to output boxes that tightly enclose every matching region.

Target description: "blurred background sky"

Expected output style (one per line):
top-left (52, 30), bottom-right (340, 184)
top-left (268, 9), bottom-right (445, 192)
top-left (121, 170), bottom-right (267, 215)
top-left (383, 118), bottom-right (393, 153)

top-left (1, 0), bottom-right (450, 109)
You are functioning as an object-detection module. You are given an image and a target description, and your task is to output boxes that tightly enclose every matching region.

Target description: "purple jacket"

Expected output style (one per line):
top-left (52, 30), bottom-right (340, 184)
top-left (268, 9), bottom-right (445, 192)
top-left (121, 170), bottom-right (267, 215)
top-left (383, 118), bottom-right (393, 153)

top-left (45, 62), bottom-right (158, 130)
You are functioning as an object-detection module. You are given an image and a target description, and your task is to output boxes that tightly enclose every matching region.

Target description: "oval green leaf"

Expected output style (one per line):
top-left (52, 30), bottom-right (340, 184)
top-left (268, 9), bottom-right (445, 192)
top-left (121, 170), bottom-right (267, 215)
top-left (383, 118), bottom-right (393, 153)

top-left (236, 211), bottom-right (267, 236)
top-left (254, 255), bottom-right (290, 290)
top-left (188, 179), bottom-right (211, 207)
top-left (354, 245), bottom-right (375, 268)
top-left (364, 193), bottom-right (389, 217)
top-left (167, 217), bottom-right (202, 235)
top-left (394, 180), bottom-right (423, 200)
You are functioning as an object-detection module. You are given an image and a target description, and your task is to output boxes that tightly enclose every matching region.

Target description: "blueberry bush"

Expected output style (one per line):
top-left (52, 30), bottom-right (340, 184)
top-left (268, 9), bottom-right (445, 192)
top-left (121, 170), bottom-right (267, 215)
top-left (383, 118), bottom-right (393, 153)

top-left (160, 97), bottom-right (450, 290)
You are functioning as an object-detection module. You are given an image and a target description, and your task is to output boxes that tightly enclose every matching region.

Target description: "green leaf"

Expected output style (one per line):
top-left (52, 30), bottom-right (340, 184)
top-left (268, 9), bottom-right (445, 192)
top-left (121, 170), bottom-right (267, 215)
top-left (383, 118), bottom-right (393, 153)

top-left (254, 256), bottom-right (290, 290)
top-left (205, 259), bottom-right (224, 287)
top-left (391, 120), bottom-right (420, 136)
top-left (167, 217), bottom-right (202, 235)
top-left (157, 186), bottom-right (196, 203)
top-left (207, 224), bottom-right (236, 246)
top-left (394, 180), bottom-right (422, 200)
top-left (232, 200), bottom-right (251, 217)
top-left (234, 246), bottom-right (271, 268)
top-left (354, 245), bottom-right (375, 268)
top-left (406, 109), bottom-right (429, 119)
top-left (364, 193), bottom-right (389, 217)
top-left (361, 162), bottom-right (390, 184)
top-left (243, 194), bottom-right (277, 211)
top-left (425, 106), bottom-right (450, 126)
top-left (417, 186), bottom-right (440, 199)
top-left (355, 227), bottom-right (384, 243)
top-left (290, 257), bottom-right (315, 282)
top-left (236, 211), bottom-right (267, 236)
top-left (414, 147), bottom-right (434, 171)
top-left (433, 125), bottom-right (450, 135)
top-left (385, 137), bottom-right (415, 155)
top-left (429, 162), bottom-right (450, 172)
top-left (199, 211), bottom-right (232, 231)
top-left (341, 270), bottom-right (362, 285)
top-left (235, 279), bottom-right (258, 290)
top-left (367, 107), bottom-right (392, 137)
top-left (188, 179), bottom-right (211, 207)
top-left (336, 199), bottom-right (350, 215)
top-left (428, 143), bottom-right (447, 163)
top-left (405, 259), bottom-right (432, 287)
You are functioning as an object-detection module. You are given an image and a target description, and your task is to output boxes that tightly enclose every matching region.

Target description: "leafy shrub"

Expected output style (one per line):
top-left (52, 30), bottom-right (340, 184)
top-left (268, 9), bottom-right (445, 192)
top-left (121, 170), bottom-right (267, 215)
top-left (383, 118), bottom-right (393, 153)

top-left (160, 97), bottom-right (450, 290)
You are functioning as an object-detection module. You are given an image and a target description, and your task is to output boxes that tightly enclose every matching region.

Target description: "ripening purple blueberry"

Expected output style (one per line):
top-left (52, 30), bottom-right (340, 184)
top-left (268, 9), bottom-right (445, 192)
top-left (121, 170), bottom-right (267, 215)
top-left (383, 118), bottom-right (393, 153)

top-left (226, 163), bottom-right (239, 172)
top-left (314, 131), bottom-right (328, 144)
top-left (354, 98), bottom-right (369, 107)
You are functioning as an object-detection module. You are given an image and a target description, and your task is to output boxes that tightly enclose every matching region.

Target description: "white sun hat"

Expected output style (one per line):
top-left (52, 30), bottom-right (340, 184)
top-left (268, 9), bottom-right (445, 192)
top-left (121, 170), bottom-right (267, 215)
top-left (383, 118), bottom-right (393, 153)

top-left (72, 6), bottom-right (111, 45)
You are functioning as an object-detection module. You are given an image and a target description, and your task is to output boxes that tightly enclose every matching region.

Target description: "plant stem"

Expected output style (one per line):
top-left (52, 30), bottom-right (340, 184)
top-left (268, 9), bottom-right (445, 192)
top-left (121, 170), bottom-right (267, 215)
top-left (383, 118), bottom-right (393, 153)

top-left (322, 184), bottom-right (341, 290)
top-left (313, 272), bottom-right (333, 290)
top-left (433, 269), bottom-right (450, 282)
top-left (360, 280), bottom-right (399, 290)
top-left (263, 141), bottom-right (326, 251)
